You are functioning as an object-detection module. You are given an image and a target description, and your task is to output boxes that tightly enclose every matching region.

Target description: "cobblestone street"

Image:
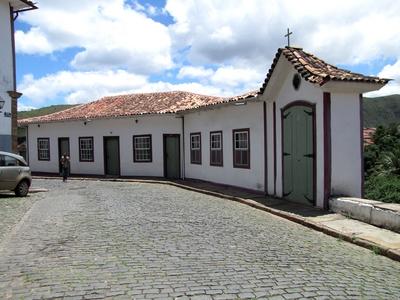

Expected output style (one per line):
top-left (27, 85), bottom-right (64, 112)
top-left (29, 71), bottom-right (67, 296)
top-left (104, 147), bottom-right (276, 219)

top-left (0, 179), bottom-right (399, 299)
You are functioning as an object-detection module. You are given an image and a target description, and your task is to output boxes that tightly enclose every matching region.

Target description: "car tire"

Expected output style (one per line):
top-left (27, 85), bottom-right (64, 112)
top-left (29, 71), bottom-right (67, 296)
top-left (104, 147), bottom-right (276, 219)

top-left (15, 180), bottom-right (29, 197)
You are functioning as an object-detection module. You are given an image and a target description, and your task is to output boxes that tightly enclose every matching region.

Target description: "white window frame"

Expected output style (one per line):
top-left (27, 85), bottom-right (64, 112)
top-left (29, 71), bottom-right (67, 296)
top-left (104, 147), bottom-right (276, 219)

top-left (37, 138), bottom-right (50, 161)
top-left (190, 133), bottom-right (201, 164)
top-left (79, 137), bottom-right (94, 162)
top-left (233, 129), bottom-right (250, 168)
top-left (133, 135), bottom-right (152, 162)
top-left (210, 131), bottom-right (223, 166)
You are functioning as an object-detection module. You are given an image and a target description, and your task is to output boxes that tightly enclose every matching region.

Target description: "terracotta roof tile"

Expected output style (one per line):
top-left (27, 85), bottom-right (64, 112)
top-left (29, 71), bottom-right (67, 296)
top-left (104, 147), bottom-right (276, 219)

top-left (19, 90), bottom-right (258, 125)
top-left (259, 47), bottom-right (390, 94)
top-left (364, 127), bottom-right (376, 146)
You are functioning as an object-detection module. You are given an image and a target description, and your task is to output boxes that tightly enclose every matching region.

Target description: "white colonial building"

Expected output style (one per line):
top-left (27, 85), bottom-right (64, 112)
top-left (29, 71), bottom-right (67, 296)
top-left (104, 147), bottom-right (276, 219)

top-left (19, 47), bottom-right (389, 209)
top-left (0, 0), bottom-right (36, 152)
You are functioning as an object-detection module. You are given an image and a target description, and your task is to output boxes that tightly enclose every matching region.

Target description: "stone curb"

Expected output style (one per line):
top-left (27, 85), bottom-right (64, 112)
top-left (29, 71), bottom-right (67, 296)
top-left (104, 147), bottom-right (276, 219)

top-left (32, 176), bottom-right (400, 262)
top-left (330, 197), bottom-right (400, 233)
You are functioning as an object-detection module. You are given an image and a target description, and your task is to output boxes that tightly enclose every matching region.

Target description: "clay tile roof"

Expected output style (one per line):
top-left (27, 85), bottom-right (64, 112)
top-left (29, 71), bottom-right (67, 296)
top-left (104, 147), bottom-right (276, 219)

top-left (363, 127), bottom-right (376, 146)
top-left (19, 90), bottom-right (258, 125)
top-left (259, 47), bottom-right (390, 94)
top-left (13, 0), bottom-right (38, 12)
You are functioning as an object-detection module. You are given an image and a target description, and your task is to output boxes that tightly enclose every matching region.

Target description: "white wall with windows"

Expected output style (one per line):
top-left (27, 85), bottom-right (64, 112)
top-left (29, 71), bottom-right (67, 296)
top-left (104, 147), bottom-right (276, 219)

top-left (183, 101), bottom-right (265, 192)
top-left (26, 115), bottom-right (182, 176)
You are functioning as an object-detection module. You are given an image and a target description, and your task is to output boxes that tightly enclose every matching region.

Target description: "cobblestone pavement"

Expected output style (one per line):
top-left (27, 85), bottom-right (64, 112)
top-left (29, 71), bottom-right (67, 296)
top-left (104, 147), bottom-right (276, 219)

top-left (0, 191), bottom-right (39, 244)
top-left (0, 179), bottom-right (400, 300)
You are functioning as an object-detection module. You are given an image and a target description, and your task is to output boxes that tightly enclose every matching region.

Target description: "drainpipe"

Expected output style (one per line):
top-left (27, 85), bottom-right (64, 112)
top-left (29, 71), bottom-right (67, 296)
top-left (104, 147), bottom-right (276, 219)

top-left (181, 115), bottom-right (185, 180)
top-left (8, 6), bottom-right (21, 153)
top-left (25, 125), bottom-right (29, 164)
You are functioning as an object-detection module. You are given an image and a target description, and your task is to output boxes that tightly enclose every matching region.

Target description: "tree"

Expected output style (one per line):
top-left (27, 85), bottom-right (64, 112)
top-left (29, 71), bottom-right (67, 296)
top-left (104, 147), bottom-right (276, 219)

top-left (364, 123), bottom-right (400, 203)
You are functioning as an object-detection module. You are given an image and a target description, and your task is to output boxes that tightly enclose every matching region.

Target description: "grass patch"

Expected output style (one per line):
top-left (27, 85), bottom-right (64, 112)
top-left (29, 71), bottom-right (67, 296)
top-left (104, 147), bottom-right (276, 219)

top-left (372, 245), bottom-right (381, 255)
top-left (365, 175), bottom-right (400, 203)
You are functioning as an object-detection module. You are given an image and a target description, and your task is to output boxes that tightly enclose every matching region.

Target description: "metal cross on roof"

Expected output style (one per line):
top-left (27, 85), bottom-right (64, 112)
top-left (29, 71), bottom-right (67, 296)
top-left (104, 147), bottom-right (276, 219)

top-left (285, 28), bottom-right (293, 47)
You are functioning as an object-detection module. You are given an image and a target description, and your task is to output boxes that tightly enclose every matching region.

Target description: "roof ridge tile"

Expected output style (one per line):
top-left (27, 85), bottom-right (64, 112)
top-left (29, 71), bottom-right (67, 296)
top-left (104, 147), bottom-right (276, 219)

top-left (259, 47), bottom-right (390, 94)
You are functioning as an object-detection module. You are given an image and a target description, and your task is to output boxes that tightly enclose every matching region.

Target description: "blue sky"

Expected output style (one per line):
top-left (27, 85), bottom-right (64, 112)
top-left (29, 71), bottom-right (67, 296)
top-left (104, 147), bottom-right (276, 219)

top-left (14, 0), bottom-right (400, 110)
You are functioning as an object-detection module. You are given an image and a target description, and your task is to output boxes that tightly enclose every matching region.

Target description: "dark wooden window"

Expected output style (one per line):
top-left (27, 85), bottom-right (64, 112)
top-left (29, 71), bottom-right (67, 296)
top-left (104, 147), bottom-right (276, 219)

top-left (233, 129), bottom-right (250, 168)
top-left (37, 138), bottom-right (50, 161)
top-left (79, 137), bottom-right (94, 162)
top-left (190, 132), bottom-right (201, 164)
top-left (133, 135), bottom-right (152, 162)
top-left (210, 131), bottom-right (223, 166)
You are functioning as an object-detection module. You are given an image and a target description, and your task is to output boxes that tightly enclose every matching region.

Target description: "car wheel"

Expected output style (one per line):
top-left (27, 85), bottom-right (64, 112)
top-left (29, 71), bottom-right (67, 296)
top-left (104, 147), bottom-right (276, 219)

top-left (15, 180), bottom-right (29, 197)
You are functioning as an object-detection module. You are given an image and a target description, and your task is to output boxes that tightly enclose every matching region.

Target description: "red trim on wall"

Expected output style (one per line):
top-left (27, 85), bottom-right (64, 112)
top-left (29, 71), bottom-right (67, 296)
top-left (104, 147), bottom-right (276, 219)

top-left (359, 94), bottom-right (364, 198)
top-left (209, 131), bottom-right (223, 167)
top-left (190, 132), bottom-right (202, 164)
top-left (273, 102), bottom-right (277, 195)
top-left (232, 128), bottom-right (250, 169)
top-left (323, 92), bottom-right (332, 210)
top-left (263, 102), bottom-right (268, 195)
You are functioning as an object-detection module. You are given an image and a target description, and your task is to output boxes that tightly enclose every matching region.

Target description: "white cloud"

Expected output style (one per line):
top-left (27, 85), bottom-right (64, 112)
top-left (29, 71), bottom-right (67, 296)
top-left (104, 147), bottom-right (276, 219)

top-left (177, 66), bottom-right (213, 79)
top-left (18, 104), bottom-right (37, 111)
top-left (178, 65), bottom-right (264, 90)
top-left (19, 70), bottom-right (148, 104)
top-left (211, 66), bottom-right (264, 88)
top-left (15, 0), bottom-right (400, 105)
top-left (16, 0), bottom-right (173, 74)
top-left (166, 0), bottom-right (400, 66)
top-left (365, 59), bottom-right (400, 97)
top-left (378, 60), bottom-right (400, 80)
top-left (15, 27), bottom-right (54, 54)
top-left (365, 82), bottom-right (400, 97)
top-left (18, 67), bottom-right (261, 107)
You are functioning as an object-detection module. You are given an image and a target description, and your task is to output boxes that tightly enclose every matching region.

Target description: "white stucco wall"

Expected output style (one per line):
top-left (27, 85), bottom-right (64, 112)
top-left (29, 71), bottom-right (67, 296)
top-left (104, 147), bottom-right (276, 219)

top-left (183, 102), bottom-right (265, 192)
top-left (258, 58), bottom-right (326, 207)
top-left (274, 68), bottom-right (325, 207)
top-left (27, 115), bottom-right (183, 176)
top-left (261, 58), bottom-right (363, 207)
top-left (330, 93), bottom-right (362, 197)
top-left (0, 0), bottom-right (13, 144)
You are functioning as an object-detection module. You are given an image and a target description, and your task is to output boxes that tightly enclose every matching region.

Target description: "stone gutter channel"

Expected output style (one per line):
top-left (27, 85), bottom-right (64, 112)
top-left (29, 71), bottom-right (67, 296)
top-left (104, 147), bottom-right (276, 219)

top-left (31, 176), bottom-right (400, 262)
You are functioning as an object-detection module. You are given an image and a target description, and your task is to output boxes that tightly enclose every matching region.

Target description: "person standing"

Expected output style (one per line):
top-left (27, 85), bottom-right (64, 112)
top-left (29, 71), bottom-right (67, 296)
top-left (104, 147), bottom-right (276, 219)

top-left (60, 153), bottom-right (70, 182)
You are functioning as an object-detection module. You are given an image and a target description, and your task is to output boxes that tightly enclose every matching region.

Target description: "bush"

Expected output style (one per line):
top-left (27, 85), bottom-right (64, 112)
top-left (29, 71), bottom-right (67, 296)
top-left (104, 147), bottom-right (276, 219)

top-left (364, 175), bottom-right (400, 203)
top-left (363, 123), bottom-right (400, 203)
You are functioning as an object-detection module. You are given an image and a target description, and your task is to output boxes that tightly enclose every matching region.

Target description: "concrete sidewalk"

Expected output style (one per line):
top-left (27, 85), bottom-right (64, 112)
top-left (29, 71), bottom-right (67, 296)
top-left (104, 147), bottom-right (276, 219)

top-left (32, 175), bottom-right (400, 262)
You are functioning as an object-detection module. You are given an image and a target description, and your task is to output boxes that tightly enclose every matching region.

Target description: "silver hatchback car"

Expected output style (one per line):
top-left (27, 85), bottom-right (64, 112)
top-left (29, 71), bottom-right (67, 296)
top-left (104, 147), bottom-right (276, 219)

top-left (0, 151), bottom-right (32, 196)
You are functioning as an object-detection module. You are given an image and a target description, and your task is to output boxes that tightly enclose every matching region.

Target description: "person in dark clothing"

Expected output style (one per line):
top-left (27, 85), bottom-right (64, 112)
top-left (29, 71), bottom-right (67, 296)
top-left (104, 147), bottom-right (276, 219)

top-left (60, 153), bottom-right (70, 182)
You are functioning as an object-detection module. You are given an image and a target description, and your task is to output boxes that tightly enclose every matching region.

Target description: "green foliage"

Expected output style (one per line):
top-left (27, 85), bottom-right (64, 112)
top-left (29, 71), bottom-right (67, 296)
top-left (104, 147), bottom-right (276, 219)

top-left (18, 104), bottom-right (78, 120)
top-left (364, 124), bottom-right (400, 176)
top-left (363, 95), bottom-right (400, 127)
top-left (364, 175), bottom-right (400, 203)
top-left (371, 245), bottom-right (381, 255)
top-left (375, 148), bottom-right (400, 176)
top-left (364, 123), bottom-right (400, 203)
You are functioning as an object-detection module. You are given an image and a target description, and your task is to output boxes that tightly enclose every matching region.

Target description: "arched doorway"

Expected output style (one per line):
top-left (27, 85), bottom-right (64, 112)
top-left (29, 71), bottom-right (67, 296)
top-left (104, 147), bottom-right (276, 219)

top-left (281, 101), bottom-right (316, 205)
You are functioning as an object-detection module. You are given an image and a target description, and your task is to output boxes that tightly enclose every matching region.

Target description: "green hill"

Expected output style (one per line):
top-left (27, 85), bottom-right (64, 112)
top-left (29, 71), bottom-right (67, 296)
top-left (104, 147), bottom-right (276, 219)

top-left (18, 104), bottom-right (78, 120)
top-left (363, 95), bottom-right (400, 127)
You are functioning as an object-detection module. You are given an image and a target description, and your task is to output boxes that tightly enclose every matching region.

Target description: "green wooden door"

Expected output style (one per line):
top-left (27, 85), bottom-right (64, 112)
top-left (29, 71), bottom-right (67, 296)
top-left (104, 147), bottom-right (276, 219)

top-left (282, 104), bottom-right (314, 205)
top-left (104, 137), bottom-right (120, 176)
top-left (164, 135), bottom-right (180, 179)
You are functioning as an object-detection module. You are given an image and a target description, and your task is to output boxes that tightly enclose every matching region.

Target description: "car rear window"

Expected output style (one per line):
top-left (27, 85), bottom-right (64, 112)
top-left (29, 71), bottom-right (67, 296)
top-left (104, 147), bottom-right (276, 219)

top-left (0, 155), bottom-right (26, 167)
